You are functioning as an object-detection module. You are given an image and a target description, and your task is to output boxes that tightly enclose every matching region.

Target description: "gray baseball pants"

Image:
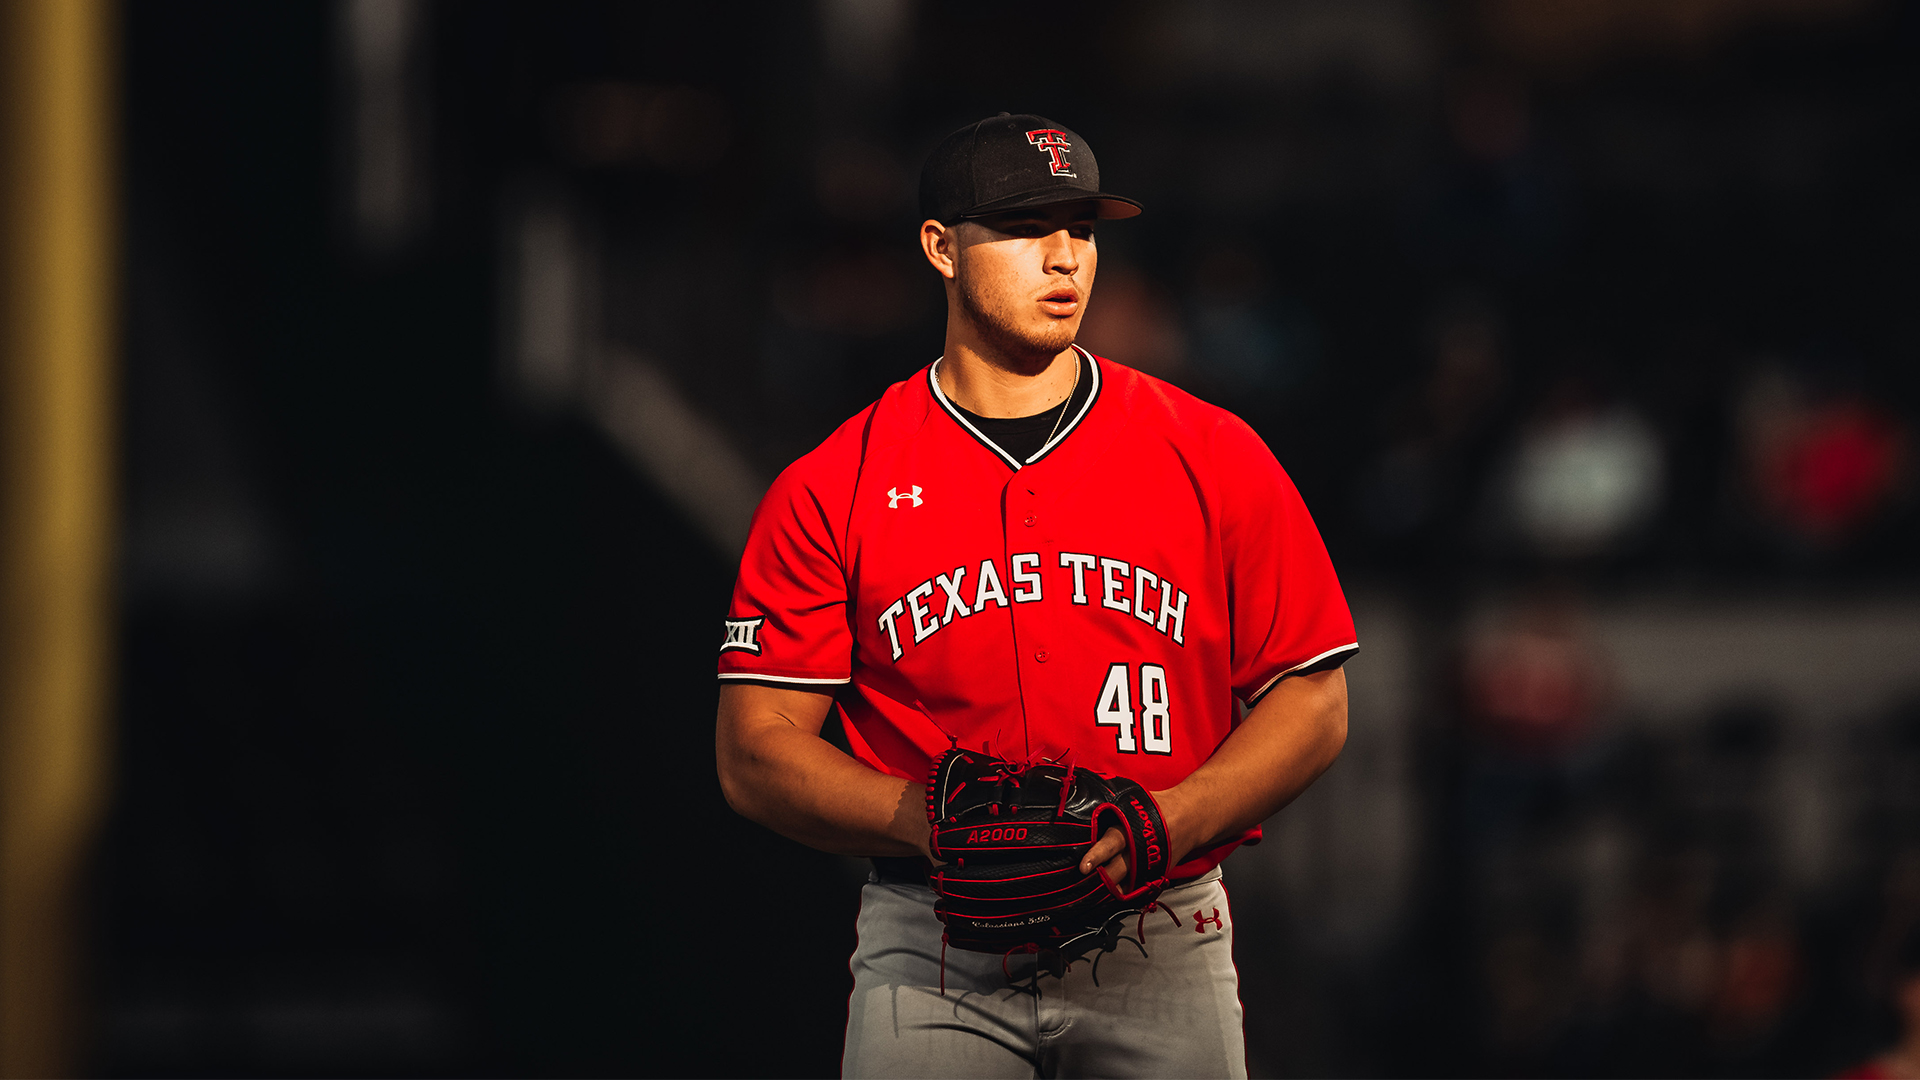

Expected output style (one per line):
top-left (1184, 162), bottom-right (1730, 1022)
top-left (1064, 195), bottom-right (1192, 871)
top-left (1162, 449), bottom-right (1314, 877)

top-left (841, 868), bottom-right (1246, 1079)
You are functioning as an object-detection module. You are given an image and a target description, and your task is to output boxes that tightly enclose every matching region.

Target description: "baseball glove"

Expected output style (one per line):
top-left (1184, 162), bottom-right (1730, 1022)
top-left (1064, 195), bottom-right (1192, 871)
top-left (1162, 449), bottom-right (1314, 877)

top-left (925, 747), bottom-right (1174, 957)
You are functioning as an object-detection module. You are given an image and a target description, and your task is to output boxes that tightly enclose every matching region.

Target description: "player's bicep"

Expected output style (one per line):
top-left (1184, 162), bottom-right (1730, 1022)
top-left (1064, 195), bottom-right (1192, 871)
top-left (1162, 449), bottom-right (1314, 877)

top-left (715, 682), bottom-right (839, 815)
top-left (717, 681), bottom-right (835, 770)
top-left (1243, 666), bottom-right (1347, 751)
top-left (718, 681), bottom-right (837, 740)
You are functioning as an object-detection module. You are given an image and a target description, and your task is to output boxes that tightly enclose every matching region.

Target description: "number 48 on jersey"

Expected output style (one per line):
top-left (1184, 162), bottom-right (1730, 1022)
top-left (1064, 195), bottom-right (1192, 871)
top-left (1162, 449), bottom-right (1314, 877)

top-left (1096, 662), bottom-right (1172, 755)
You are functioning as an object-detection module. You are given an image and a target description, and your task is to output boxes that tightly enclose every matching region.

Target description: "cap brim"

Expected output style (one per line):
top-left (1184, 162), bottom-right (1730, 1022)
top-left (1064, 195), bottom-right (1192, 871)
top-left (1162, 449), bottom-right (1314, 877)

top-left (957, 188), bottom-right (1143, 221)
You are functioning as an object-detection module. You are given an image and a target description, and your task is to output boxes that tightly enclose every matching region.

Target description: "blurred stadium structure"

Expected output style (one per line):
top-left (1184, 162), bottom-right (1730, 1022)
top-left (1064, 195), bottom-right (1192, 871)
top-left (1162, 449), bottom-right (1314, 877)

top-left (0, 0), bottom-right (1911, 1076)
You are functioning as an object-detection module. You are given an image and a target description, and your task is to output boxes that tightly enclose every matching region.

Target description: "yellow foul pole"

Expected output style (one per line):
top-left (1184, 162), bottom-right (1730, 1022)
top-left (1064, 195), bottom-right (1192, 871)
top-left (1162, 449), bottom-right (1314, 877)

top-left (0, 0), bottom-right (118, 1076)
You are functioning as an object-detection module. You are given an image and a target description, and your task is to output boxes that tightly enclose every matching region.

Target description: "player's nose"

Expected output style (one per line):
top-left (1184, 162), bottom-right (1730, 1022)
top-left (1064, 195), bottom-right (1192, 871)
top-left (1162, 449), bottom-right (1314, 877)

top-left (1041, 227), bottom-right (1080, 274)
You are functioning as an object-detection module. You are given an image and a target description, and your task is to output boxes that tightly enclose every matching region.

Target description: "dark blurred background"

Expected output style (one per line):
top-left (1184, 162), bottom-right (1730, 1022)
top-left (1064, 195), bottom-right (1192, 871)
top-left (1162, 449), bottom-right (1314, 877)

top-left (80, 0), bottom-right (1920, 1075)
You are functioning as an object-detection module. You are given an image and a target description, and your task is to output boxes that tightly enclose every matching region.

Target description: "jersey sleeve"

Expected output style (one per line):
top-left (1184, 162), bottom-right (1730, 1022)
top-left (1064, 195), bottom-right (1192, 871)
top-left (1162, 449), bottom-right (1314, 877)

top-left (717, 459), bottom-right (855, 687)
top-left (1215, 418), bottom-right (1358, 705)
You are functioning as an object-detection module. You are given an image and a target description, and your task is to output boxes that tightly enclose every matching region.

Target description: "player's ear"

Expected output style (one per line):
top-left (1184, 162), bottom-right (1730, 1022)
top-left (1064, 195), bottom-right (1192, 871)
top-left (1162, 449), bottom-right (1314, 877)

top-left (919, 218), bottom-right (958, 280)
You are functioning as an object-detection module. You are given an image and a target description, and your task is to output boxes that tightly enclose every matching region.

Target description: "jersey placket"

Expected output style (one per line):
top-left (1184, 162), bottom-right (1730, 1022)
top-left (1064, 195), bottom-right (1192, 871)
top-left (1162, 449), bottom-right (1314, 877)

top-left (1005, 476), bottom-right (1050, 760)
top-left (991, 368), bottom-right (1112, 766)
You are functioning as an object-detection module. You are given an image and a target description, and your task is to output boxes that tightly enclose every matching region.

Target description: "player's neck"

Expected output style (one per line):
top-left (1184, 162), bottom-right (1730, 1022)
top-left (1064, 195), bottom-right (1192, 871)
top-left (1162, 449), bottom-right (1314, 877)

top-left (937, 340), bottom-right (1079, 419)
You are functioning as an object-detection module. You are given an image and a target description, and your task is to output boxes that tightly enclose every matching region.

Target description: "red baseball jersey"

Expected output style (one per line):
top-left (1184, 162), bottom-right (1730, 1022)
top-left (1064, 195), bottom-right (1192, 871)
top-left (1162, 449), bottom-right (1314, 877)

top-left (718, 349), bottom-right (1358, 876)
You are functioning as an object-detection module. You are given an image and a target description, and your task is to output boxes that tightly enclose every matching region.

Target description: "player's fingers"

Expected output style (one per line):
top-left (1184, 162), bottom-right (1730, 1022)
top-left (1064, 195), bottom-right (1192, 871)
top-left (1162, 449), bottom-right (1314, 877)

top-left (1080, 827), bottom-right (1127, 875)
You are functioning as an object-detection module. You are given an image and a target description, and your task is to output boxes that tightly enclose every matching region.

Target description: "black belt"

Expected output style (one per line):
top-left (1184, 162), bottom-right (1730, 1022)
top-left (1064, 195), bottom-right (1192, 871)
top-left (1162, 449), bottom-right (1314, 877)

top-left (871, 855), bottom-right (932, 884)
top-left (873, 855), bottom-right (1205, 890)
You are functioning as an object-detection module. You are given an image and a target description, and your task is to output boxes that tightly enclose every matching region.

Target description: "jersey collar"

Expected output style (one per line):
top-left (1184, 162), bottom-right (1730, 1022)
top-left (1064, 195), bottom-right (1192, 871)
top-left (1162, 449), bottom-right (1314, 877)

top-left (926, 346), bottom-right (1102, 471)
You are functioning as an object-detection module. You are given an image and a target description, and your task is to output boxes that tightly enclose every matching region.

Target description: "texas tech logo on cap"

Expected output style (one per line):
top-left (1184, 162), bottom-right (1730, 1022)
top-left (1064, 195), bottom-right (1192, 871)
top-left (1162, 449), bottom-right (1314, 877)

top-left (919, 113), bottom-right (1141, 223)
top-left (1026, 129), bottom-right (1075, 177)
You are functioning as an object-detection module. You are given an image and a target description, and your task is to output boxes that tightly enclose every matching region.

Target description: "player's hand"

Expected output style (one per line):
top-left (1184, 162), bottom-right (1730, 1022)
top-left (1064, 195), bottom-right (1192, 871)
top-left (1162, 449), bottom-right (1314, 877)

top-left (1080, 782), bottom-right (1206, 884)
top-left (1079, 786), bottom-right (1202, 884)
top-left (1079, 826), bottom-right (1130, 884)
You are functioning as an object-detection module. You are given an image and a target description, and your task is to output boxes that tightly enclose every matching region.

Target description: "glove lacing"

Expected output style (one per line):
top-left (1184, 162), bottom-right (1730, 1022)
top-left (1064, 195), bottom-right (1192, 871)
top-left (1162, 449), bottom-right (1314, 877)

top-left (938, 901), bottom-right (1183, 996)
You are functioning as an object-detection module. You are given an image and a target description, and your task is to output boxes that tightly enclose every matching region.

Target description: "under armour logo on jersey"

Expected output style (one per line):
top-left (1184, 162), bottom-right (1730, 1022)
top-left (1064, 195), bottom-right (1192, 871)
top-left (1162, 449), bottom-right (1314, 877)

top-left (888, 485), bottom-right (924, 508)
top-left (1026, 129), bottom-right (1075, 177)
top-left (720, 616), bottom-right (764, 655)
top-left (1193, 907), bottom-right (1223, 933)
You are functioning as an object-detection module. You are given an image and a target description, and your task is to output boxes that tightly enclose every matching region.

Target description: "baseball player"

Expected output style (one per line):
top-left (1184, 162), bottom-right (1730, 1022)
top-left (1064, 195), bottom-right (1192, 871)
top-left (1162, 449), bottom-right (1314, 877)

top-left (715, 113), bottom-right (1357, 1079)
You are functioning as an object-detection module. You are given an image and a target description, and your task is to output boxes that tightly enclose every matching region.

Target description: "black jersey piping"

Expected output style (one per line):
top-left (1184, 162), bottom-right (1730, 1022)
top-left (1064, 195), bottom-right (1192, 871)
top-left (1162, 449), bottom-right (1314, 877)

top-left (926, 346), bottom-right (1102, 471)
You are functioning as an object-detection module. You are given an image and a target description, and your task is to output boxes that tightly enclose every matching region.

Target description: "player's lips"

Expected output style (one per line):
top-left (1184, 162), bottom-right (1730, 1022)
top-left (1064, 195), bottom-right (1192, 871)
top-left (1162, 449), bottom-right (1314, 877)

top-left (1038, 288), bottom-right (1079, 317)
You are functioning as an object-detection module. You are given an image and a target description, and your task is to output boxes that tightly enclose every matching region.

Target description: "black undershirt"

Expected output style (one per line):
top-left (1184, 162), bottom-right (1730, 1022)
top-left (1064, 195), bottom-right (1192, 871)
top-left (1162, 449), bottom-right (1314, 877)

top-left (953, 352), bottom-right (1093, 465)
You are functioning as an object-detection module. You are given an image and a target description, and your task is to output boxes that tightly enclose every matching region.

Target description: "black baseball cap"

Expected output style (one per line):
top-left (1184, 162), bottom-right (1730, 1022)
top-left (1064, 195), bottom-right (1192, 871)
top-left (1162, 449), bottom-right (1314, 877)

top-left (919, 113), bottom-right (1143, 224)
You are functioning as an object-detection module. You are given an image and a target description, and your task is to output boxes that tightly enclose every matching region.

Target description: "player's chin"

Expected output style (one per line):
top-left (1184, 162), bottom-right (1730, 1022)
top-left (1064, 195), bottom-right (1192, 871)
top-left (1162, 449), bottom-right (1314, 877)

top-left (1025, 318), bottom-right (1081, 353)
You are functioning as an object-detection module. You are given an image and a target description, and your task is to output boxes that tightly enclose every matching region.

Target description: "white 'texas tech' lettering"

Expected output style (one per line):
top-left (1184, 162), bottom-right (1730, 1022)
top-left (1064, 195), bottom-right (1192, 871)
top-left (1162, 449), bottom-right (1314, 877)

top-left (877, 599), bottom-right (907, 661)
top-left (870, 550), bottom-right (1188, 663)
top-left (1059, 552), bottom-right (1096, 605)
top-left (1099, 558), bottom-right (1131, 613)
top-left (1011, 553), bottom-right (1043, 603)
top-left (1157, 584), bottom-right (1188, 645)
top-left (935, 567), bottom-right (970, 625)
top-left (1133, 568), bottom-right (1159, 627)
top-left (972, 559), bottom-right (1008, 612)
top-left (907, 580), bottom-right (938, 643)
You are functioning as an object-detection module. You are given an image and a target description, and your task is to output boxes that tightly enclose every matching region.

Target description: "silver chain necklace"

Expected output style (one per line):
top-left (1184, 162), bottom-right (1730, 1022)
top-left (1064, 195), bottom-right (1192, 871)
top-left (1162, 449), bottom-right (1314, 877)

top-left (1038, 352), bottom-right (1082, 454)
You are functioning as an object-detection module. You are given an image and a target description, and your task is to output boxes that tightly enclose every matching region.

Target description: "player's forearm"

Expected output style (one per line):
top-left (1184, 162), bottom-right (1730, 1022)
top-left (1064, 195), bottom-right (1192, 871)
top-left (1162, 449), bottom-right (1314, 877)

top-left (716, 688), bottom-right (930, 858)
top-left (726, 724), bottom-right (929, 857)
top-left (1155, 667), bottom-right (1348, 865)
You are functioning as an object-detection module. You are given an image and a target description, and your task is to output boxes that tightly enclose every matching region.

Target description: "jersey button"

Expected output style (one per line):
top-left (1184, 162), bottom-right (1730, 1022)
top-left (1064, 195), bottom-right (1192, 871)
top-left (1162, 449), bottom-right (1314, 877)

top-left (1034, 650), bottom-right (1049, 662)
top-left (1024, 515), bottom-right (1037, 527)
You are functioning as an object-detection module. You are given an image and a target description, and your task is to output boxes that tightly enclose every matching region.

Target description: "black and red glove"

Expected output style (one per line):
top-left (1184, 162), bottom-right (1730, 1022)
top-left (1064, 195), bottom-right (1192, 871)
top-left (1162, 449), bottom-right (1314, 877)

top-left (925, 747), bottom-right (1173, 955)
